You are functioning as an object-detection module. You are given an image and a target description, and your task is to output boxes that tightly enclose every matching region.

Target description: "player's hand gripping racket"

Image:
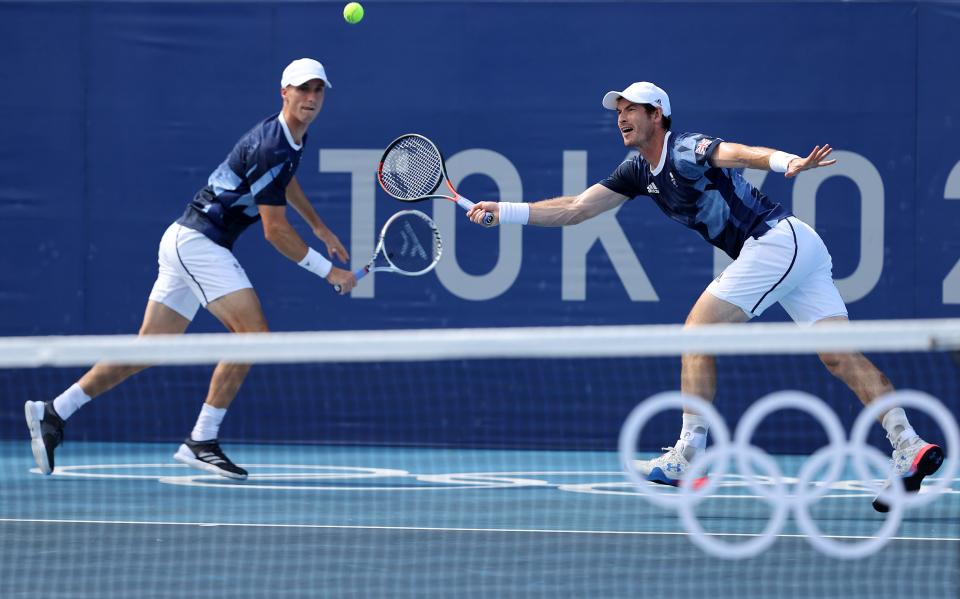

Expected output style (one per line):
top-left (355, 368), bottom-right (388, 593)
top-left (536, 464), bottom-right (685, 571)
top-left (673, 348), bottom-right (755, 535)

top-left (378, 133), bottom-right (495, 225)
top-left (333, 209), bottom-right (442, 293)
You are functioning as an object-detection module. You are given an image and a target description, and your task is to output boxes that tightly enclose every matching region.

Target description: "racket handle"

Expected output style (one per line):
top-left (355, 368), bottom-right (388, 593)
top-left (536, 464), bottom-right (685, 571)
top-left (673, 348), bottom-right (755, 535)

top-left (456, 196), bottom-right (495, 226)
top-left (333, 267), bottom-right (370, 293)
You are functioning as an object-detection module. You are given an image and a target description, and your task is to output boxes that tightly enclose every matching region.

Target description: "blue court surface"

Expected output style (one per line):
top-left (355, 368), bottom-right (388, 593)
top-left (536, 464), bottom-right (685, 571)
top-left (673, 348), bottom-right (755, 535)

top-left (1, 441), bottom-right (957, 598)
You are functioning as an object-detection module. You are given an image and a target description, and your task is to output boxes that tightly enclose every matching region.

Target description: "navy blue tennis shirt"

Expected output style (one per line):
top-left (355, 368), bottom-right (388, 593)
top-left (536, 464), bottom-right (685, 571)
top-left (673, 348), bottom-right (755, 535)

top-left (178, 113), bottom-right (305, 249)
top-left (600, 131), bottom-right (791, 259)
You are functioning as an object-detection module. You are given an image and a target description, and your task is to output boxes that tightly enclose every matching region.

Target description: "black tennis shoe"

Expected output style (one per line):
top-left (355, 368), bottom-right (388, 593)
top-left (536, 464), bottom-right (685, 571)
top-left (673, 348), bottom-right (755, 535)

top-left (24, 401), bottom-right (64, 475)
top-left (174, 438), bottom-right (248, 480)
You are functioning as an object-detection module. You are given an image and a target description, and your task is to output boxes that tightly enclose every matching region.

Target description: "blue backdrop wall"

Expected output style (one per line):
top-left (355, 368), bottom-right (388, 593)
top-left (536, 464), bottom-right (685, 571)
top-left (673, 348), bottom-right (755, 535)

top-left (2, 0), bottom-right (959, 335)
top-left (1, 1), bottom-right (958, 450)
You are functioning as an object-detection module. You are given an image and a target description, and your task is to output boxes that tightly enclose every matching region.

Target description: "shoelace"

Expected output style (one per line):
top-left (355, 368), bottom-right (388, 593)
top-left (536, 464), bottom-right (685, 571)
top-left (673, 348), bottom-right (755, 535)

top-left (655, 447), bottom-right (684, 463)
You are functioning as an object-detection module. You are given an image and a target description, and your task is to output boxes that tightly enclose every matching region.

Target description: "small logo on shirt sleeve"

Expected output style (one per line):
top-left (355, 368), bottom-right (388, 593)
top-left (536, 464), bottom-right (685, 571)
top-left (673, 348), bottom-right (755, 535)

top-left (695, 138), bottom-right (712, 157)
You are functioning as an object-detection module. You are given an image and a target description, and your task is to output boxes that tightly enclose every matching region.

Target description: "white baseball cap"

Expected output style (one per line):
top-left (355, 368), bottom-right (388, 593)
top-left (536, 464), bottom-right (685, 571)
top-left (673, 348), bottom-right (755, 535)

top-left (281, 58), bottom-right (332, 89)
top-left (601, 82), bottom-right (670, 116)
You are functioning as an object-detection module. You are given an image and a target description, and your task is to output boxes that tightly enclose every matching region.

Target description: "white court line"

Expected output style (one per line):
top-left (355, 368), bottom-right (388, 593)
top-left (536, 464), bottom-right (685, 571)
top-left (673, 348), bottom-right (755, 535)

top-left (34, 464), bottom-right (548, 490)
top-left (0, 517), bottom-right (956, 543)
top-left (30, 465), bottom-right (960, 495)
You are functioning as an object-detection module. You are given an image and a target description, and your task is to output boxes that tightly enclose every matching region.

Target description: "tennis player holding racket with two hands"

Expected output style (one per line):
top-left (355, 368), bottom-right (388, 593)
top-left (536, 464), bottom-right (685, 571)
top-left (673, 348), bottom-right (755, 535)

top-left (466, 81), bottom-right (942, 512)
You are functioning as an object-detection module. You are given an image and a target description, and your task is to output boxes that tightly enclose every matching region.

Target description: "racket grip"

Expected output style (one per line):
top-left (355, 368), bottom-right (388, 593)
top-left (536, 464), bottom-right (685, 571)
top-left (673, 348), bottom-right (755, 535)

top-left (333, 267), bottom-right (369, 293)
top-left (456, 197), bottom-right (495, 226)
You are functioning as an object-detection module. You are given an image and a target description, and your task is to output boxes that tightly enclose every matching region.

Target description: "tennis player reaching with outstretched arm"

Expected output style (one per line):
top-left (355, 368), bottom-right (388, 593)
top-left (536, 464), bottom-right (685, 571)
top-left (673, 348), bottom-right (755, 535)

top-left (25, 58), bottom-right (357, 480)
top-left (467, 82), bottom-right (942, 511)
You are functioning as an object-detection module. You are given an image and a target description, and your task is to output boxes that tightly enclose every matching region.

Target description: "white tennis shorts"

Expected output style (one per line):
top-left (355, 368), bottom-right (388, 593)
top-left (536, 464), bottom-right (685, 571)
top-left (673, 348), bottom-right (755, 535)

top-left (147, 223), bottom-right (253, 320)
top-left (706, 217), bottom-right (848, 324)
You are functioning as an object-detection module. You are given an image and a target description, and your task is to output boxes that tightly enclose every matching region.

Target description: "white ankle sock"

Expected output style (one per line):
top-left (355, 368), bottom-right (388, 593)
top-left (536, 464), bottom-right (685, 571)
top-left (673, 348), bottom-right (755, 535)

top-left (191, 404), bottom-right (227, 442)
top-left (881, 407), bottom-right (919, 449)
top-left (676, 413), bottom-right (709, 461)
top-left (52, 383), bottom-right (92, 420)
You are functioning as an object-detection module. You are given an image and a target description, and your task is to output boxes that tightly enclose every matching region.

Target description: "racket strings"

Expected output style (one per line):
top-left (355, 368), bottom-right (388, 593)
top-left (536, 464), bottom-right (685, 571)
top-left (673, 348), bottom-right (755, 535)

top-left (382, 213), bottom-right (440, 274)
top-left (380, 136), bottom-right (443, 199)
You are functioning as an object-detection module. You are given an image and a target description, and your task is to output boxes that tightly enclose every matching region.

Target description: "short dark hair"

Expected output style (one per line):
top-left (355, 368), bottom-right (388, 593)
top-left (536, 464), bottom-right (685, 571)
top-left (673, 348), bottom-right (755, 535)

top-left (642, 104), bottom-right (672, 132)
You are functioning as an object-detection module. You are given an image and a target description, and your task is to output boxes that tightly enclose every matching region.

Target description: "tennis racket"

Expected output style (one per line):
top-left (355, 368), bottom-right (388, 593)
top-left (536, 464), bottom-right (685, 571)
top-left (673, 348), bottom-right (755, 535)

top-left (333, 209), bottom-right (442, 293)
top-left (378, 133), bottom-right (495, 225)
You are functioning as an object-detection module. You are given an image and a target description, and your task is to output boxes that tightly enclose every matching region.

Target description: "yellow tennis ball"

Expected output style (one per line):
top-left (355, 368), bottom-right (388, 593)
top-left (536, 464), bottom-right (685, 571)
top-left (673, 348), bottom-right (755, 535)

top-left (343, 2), bottom-right (364, 24)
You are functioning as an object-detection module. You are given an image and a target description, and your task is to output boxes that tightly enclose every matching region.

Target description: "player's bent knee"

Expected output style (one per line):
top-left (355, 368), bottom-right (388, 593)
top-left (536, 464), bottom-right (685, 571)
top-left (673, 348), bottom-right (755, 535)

top-left (246, 321), bottom-right (270, 334)
top-left (227, 317), bottom-right (269, 334)
top-left (819, 352), bottom-right (857, 375)
top-left (819, 352), bottom-right (841, 369)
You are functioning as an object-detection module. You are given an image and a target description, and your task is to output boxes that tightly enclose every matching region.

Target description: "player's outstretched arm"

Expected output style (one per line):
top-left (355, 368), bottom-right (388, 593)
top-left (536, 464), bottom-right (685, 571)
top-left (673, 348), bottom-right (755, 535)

top-left (711, 142), bottom-right (836, 177)
top-left (286, 177), bottom-right (350, 263)
top-left (466, 184), bottom-right (627, 227)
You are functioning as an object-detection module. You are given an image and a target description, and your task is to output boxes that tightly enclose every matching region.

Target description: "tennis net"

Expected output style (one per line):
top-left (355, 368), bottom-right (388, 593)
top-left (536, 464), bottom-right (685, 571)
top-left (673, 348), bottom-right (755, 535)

top-left (1, 319), bottom-right (958, 598)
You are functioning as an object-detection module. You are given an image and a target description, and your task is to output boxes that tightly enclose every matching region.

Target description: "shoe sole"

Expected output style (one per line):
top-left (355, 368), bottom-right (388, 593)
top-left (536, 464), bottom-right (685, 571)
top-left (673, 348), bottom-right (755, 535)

top-left (647, 467), bottom-right (708, 490)
top-left (872, 444), bottom-right (944, 513)
top-left (633, 459), bottom-right (654, 476)
top-left (173, 445), bottom-right (248, 481)
top-left (24, 402), bottom-right (52, 475)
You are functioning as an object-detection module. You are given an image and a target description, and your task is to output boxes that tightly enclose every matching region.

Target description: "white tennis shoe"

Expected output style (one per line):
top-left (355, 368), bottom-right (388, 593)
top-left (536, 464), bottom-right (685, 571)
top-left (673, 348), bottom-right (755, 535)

top-left (872, 436), bottom-right (944, 513)
top-left (634, 446), bottom-right (707, 489)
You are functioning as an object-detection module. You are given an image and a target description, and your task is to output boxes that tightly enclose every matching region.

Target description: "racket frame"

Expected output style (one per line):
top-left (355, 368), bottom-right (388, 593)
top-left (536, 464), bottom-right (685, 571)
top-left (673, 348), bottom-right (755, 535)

top-left (334, 209), bottom-right (442, 293)
top-left (377, 133), bottom-right (495, 224)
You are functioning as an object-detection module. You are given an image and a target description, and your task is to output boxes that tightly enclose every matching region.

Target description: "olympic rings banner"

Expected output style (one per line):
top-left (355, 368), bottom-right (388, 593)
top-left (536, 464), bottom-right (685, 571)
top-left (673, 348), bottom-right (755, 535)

top-left (619, 390), bottom-right (959, 559)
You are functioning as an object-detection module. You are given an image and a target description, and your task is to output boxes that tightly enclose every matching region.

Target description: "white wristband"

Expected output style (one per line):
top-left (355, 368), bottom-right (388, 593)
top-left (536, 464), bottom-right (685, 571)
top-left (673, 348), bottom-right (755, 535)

top-left (769, 151), bottom-right (800, 173)
top-left (298, 247), bottom-right (332, 278)
top-left (498, 202), bottom-right (530, 225)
